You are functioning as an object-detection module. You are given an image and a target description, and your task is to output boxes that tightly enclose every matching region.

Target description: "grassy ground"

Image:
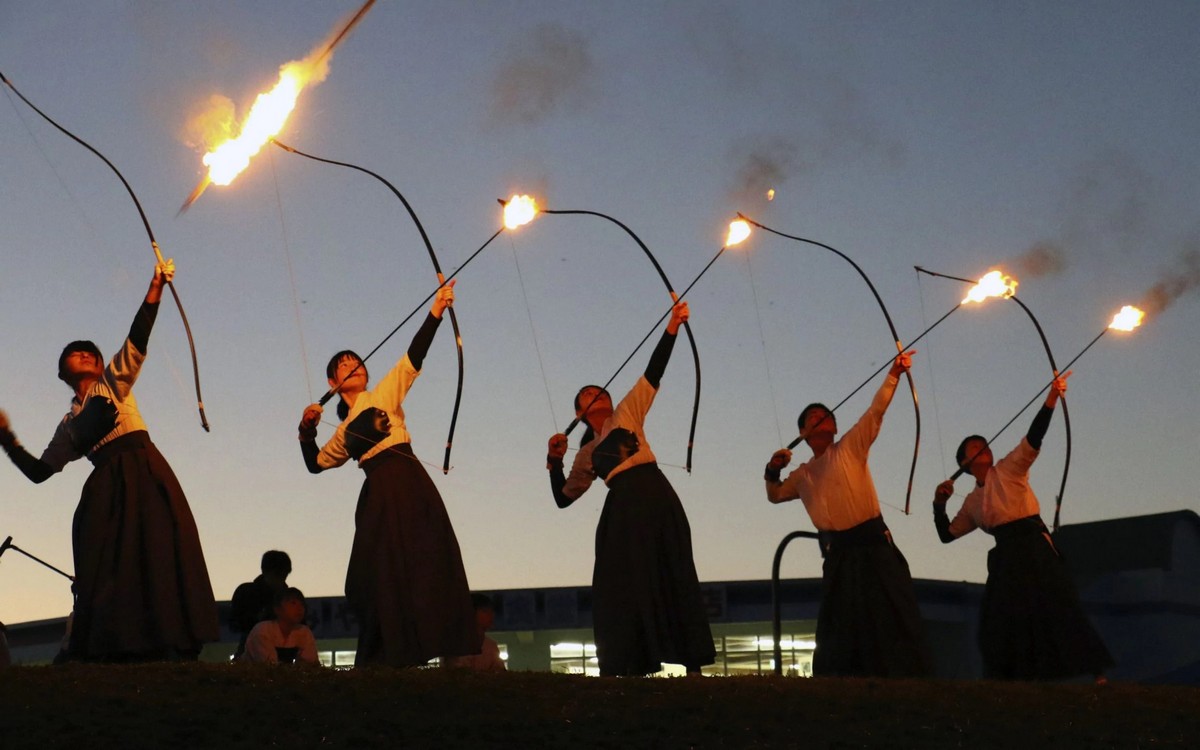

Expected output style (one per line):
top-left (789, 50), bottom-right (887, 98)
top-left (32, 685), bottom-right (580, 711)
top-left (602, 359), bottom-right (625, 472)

top-left (1, 664), bottom-right (1197, 749)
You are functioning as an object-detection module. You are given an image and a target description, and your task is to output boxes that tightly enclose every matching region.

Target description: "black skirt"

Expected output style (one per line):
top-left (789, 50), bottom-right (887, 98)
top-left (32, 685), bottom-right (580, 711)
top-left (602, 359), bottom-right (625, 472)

top-left (980, 516), bottom-right (1113, 680)
top-left (813, 516), bottom-right (931, 677)
top-left (592, 463), bottom-right (715, 676)
top-left (71, 431), bottom-right (218, 660)
top-left (346, 445), bottom-right (479, 667)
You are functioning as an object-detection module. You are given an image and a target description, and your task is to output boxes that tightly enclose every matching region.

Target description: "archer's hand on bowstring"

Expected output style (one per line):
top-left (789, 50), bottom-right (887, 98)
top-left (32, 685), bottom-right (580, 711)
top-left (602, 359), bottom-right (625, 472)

top-left (933, 479), bottom-right (955, 505)
top-left (764, 448), bottom-right (792, 482)
top-left (146, 258), bottom-right (175, 305)
top-left (546, 433), bottom-right (568, 470)
top-left (666, 300), bottom-right (689, 335)
top-left (431, 279), bottom-right (456, 319)
top-left (299, 404), bottom-right (323, 442)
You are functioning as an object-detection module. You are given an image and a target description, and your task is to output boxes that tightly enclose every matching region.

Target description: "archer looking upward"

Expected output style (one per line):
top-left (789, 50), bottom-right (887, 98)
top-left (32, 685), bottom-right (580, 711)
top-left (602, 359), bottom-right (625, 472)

top-left (297, 281), bottom-right (479, 668)
top-left (764, 350), bottom-right (931, 678)
top-left (546, 300), bottom-right (714, 677)
top-left (0, 260), bottom-right (218, 662)
top-left (933, 373), bottom-right (1112, 681)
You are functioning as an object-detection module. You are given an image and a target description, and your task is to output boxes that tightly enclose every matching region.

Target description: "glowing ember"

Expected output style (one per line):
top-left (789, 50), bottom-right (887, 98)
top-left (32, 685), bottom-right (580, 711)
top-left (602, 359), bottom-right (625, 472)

top-left (767, 188), bottom-right (775, 201)
top-left (962, 270), bottom-right (1018, 304)
top-left (1108, 305), bottom-right (1144, 331)
top-left (726, 219), bottom-right (752, 247)
top-left (503, 195), bottom-right (538, 229)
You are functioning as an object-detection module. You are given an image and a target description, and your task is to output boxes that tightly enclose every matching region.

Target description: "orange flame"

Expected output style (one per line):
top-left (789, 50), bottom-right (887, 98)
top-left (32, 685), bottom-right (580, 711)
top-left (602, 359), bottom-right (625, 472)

top-left (180, 1), bottom-right (375, 212)
top-left (726, 219), bottom-right (752, 247)
top-left (1108, 305), bottom-right (1144, 332)
top-left (962, 270), bottom-right (1018, 304)
top-left (503, 195), bottom-right (538, 229)
top-left (766, 188), bottom-right (775, 201)
top-left (203, 63), bottom-right (317, 187)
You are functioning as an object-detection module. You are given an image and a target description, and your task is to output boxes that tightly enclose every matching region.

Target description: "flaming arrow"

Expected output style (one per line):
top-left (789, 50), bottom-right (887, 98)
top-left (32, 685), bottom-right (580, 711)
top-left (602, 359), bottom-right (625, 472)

top-left (1, 71), bottom-right (210, 431)
top-left (915, 266), bottom-right (1073, 529)
top-left (947, 305), bottom-right (1145, 521)
top-left (271, 139), bottom-right (465, 473)
top-left (738, 214), bottom-right (921, 514)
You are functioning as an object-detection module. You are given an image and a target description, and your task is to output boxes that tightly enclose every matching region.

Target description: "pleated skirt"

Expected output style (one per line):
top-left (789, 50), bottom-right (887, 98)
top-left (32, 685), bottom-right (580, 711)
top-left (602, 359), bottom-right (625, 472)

top-left (71, 431), bottom-right (218, 660)
top-left (814, 517), bottom-right (931, 677)
top-left (592, 463), bottom-right (715, 676)
top-left (980, 518), bottom-right (1113, 680)
top-left (346, 445), bottom-right (479, 667)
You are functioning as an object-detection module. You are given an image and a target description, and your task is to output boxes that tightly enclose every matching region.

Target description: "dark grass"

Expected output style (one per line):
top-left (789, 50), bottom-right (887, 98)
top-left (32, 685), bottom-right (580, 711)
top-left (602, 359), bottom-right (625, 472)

top-left (1, 664), bottom-right (1197, 749)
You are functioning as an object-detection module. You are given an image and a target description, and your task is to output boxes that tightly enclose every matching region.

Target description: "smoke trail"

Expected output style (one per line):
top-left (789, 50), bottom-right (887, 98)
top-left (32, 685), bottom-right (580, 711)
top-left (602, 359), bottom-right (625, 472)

top-left (490, 23), bottom-right (593, 125)
top-left (725, 136), bottom-right (802, 205)
top-left (1009, 241), bottom-right (1066, 279)
top-left (1140, 246), bottom-right (1200, 319)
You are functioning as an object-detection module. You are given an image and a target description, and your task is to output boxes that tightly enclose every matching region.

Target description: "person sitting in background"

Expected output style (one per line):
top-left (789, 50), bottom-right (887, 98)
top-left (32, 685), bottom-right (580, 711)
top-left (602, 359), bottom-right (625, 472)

top-left (241, 587), bottom-right (318, 666)
top-left (443, 594), bottom-right (506, 672)
top-left (230, 550), bottom-right (292, 657)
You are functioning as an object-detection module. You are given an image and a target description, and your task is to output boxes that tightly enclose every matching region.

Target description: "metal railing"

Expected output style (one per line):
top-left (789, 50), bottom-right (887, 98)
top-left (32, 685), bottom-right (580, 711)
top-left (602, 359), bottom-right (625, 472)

top-left (770, 530), bottom-right (820, 675)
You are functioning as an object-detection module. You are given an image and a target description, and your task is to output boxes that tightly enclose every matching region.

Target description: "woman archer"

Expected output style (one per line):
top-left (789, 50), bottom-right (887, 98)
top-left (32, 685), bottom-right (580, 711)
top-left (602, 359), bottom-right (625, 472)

top-left (933, 373), bottom-right (1112, 681)
top-left (297, 281), bottom-right (478, 667)
top-left (0, 260), bottom-right (218, 661)
top-left (546, 300), bottom-right (714, 677)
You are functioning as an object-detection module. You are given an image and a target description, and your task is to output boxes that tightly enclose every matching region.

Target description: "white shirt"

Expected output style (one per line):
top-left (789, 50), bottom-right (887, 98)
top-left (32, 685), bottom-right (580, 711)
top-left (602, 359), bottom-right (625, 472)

top-left (765, 374), bottom-right (899, 531)
top-left (562, 376), bottom-right (659, 500)
top-left (946, 437), bottom-right (1042, 537)
top-left (241, 621), bottom-right (319, 665)
top-left (316, 353), bottom-right (421, 469)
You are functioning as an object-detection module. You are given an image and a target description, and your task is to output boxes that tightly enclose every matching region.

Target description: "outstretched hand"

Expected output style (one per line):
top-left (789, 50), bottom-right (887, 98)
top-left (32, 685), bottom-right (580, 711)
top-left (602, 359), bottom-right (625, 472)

top-left (666, 300), bottom-right (690, 335)
top-left (547, 433), bottom-right (568, 461)
top-left (432, 279), bottom-right (456, 319)
top-left (889, 349), bottom-right (916, 377)
top-left (146, 258), bottom-right (175, 304)
top-left (1046, 370), bottom-right (1071, 407)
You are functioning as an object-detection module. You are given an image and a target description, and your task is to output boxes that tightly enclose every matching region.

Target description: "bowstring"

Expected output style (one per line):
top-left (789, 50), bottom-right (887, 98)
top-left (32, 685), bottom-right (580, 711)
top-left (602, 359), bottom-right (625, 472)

top-left (507, 232), bottom-right (559, 430)
top-left (743, 245), bottom-right (784, 446)
top-left (268, 147), bottom-right (315, 403)
top-left (916, 271), bottom-right (949, 478)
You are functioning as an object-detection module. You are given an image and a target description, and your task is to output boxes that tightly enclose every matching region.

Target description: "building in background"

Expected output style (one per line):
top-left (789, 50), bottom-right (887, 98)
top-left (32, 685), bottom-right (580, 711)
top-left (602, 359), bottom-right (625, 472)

top-left (4, 510), bottom-right (1197, 683)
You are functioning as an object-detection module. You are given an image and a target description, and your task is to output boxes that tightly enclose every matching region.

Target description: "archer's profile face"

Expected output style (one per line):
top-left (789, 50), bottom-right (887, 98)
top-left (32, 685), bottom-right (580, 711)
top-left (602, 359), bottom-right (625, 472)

top-left (329, 355), bottom-right (368, 393)
top-left (803, 408), bottom-right (836, 437)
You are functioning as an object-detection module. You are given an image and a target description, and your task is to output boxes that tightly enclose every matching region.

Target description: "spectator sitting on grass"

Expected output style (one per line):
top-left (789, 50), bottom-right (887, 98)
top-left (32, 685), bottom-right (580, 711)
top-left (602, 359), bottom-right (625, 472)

top-left (241, 587), bottom-right (318, 666)
top-left (442, 594), bottom-right (506, 672)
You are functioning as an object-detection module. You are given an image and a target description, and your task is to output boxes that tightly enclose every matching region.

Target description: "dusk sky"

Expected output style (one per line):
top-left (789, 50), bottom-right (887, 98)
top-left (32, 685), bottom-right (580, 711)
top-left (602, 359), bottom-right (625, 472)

top-left (2, 1), bottom-right (1197, 626)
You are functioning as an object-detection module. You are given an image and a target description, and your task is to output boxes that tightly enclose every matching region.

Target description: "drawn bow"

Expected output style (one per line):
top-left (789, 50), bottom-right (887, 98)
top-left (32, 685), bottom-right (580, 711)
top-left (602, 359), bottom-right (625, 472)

top-left (545, 209), bottom-right (703, 472)
top-left (739, 214), bottom-right (920, 514)
top-left (915, 266), bottom-right (1072, 530)
top-left (1, 71), bottom-right (209, 431)
top-left (271, 139), bottom-right (463, 474)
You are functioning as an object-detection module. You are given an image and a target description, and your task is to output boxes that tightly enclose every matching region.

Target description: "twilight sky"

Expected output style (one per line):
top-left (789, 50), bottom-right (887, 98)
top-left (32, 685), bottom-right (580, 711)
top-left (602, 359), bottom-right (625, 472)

top-left (1, 1), bottom-right (1197, 626)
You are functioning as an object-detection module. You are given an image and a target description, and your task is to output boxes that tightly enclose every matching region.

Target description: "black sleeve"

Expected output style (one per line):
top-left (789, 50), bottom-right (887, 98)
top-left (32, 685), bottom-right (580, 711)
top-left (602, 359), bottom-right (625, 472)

top-left (129, 300), bottom-right (160, 355)
top-left (932, 502), bottom-right (957, 544)
top-left (1026, 405), bottom-right (1054, 451)
top-left (300, 439), bottom-right (324, 474)
top-left (0, 432), bottom-right (55, 484)
top-left (644, 328), bottom-right (678, 389)
top-left (407, 313), bottom-right (443, 371)
top-left (547, 456), bottom-right (576, 509)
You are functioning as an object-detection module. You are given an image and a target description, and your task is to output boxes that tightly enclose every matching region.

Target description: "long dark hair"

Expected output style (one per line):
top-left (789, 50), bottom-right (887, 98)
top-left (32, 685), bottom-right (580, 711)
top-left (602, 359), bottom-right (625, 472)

top-left (326, 350), bottom-right (365, 421)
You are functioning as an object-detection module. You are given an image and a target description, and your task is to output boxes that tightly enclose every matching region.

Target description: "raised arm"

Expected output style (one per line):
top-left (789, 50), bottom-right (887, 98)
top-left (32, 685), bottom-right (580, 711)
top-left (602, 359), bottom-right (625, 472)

top-left (644, 301), bottom-right (688, 389)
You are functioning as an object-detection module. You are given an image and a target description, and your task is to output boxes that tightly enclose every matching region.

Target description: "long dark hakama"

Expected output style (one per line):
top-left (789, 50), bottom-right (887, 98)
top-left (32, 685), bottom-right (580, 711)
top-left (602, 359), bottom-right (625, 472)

top-left (980, 517), bottom-right (1113, 680)
top-left (345, 445), bottom-right (479, 667)
top-left (814, 517), bottom-right (931, 677)
top-left (72, 431), bottom-right (218, 660)
top-left (592, 463), bottom-right (714, 676)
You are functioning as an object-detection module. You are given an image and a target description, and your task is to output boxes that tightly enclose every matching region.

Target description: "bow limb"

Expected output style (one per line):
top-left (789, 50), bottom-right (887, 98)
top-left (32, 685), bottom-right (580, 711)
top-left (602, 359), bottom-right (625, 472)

top-left (271, 140), bottom-right (463, 473)
top-left (740, 214), bottom-right (920, 515)
top-left (914, 266), bottom-right (1071, 530)
top-left (1, 71), bottom-right (209, 431)
top-left (544, 209), bottom-right (701, 473)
